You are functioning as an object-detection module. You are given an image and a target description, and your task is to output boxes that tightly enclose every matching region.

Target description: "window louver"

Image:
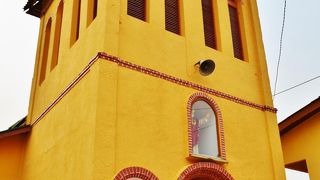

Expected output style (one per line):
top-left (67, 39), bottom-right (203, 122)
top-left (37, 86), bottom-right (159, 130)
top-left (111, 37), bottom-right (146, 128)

top-left (127, 0), bottom-right (146, 21)
top-left (165, 0), bottom-right (180, 35)
top-left (202, 0), bottom-right (217, 49)
top-left (228, 4), bottom-right (244, 60)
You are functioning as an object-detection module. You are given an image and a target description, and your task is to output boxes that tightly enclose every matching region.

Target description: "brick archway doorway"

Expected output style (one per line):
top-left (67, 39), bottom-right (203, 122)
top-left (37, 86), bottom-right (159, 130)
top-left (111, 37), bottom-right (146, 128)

top-left (178, 162), bottom-right (233, 180)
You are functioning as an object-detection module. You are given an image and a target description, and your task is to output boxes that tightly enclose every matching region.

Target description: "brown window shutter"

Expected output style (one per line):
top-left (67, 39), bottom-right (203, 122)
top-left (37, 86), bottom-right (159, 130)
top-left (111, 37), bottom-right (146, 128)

top-left (202, 0), bottom-right (217, 49)
top-left (127, 0), bottom-right (146, 21)
top-left (165, 0), bottom-right (180, 35)
top-left (228, 4), bottom-right (244, 60)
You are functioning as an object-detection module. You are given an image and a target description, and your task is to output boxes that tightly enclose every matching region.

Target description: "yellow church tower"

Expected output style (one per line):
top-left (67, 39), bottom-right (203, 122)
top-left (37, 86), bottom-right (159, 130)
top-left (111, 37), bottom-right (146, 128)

top-left (0, 0), bottom-right (286, 179)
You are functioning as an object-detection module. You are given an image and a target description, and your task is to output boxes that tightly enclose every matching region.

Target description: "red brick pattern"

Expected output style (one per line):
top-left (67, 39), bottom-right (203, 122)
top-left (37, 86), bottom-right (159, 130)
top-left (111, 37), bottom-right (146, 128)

top-left (31, 52), bottom-right (276, 127)
top-left (97, 52), bottom-right (277, 113)
top-left (178, 162), bottom-right (234, 180)
top-left (114, 167), bottom-right (158, 180)
top-left (187, 92), bottom-right (226, 160)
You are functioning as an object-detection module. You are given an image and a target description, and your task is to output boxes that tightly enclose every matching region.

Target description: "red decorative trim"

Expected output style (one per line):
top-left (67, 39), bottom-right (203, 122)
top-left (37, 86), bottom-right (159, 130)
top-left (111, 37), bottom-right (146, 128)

top-left (31, 52), bottom-right (276, 127)
top-left (187, 92), bottom-right (226, 160)
top-left (31, 55), bottom-right (100, 127)
top-left (178, 162), bottom-right (233, 180)
top-left (97, 52), bottom-right (277, 113)
top-left (114, 167), bottom-right (158, 180)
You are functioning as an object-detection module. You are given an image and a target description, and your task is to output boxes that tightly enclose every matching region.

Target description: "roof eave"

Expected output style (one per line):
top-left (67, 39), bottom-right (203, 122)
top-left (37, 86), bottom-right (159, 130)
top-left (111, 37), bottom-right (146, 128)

top-left (279, 97), bottom-right (320, 136)
top-left (24, 0), bottom-right (53, 18)
top-left (0, 125), bottom-right (32, 140)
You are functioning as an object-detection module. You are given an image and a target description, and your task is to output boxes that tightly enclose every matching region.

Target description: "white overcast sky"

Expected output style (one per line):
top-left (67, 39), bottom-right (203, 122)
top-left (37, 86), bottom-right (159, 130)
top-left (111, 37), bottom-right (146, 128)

top-left (0, 1), bottom-right (319, 179)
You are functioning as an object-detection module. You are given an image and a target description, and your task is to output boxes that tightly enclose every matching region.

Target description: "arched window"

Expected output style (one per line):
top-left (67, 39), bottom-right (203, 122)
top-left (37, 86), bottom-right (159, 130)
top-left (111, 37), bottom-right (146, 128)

top-left (39, 18), bottom-right (52, 84)
top-left (51, 1), bottom-right (64, 70)
top-left (192, 100), bottom-right (219, 157)
top-left (187, 93), bottom-right (226, 160)
top-left (114, 167), bottom-right (158, 180)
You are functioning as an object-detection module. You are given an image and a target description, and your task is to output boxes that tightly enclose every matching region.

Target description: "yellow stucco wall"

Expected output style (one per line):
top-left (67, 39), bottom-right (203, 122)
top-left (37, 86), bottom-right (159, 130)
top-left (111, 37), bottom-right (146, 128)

top-left (22, 59), bottom-right (285, 179)
top-left (281, 113), bottom-right (320, 179)
top-left (0, 134), bottom-right (27, 180)
top-left (12, 0), bottom-right (286, 179)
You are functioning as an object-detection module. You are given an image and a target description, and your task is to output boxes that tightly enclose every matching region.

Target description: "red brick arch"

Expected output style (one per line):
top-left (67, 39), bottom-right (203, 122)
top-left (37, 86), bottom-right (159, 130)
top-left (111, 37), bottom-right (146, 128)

top-left (178, 162), bottom-right (233, 180)
top-left (114, 167), bottom-right (158, 180)
top-left (187, 92), bottom-right (226, 160)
